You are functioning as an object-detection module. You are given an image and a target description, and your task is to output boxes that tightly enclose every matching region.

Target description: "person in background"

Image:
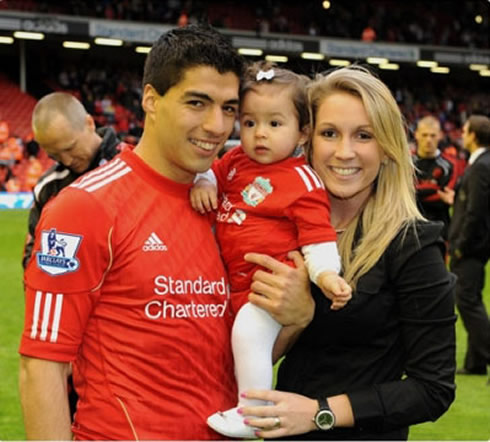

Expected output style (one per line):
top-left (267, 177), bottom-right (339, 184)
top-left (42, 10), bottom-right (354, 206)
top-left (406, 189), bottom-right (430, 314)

top-left (449, 114), bottom-right (490, 378)
top-left (22, 92), bottom-right (131, 269)
top-left (0, 162), bottom-right (14, 191)
top-left (190, 61), bottom-right (351, 438)
top-left (238, 66), bottom-right (456, 440)
top-left (0, 120), bottom-right (9, 144)
top-left (24, 155), bottom-right (43, 192)
top-left (412, 115), bottom-right (457, 240)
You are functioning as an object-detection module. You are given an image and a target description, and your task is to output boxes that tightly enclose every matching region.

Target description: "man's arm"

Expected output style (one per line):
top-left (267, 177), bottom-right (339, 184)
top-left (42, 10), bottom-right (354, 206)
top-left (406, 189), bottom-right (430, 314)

top-left (22, 202), bottom-right (42, 269)
top-left (19, 356), bottom-right (72, 440)
top-left (22, 165), bottom-right (75, 268)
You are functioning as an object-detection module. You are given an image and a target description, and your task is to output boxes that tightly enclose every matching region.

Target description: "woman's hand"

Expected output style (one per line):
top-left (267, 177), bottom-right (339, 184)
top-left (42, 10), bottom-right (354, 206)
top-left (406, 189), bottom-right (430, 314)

top-left (239, 389), bottom-right (318, 439)
top-left (244, 251), bottom-right (314, 327)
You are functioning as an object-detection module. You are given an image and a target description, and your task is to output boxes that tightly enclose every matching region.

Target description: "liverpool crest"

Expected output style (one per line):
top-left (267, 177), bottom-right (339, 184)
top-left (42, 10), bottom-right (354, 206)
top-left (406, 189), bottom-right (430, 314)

top-left (241, 176), bottom-right (273, 207)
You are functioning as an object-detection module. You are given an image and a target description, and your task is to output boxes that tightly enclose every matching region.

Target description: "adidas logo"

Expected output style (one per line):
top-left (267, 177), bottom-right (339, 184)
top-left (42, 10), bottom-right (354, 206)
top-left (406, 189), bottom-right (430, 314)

top-left (143, 232), bottom-right (168, 252)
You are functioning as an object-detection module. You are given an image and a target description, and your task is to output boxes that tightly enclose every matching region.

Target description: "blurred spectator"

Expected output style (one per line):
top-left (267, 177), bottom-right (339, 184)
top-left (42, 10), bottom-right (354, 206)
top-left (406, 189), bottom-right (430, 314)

top-left (5, 175), bottom-right (21, 192)
top-left (100, 94), bottom-right (115, 123)
top-left (178, 9), bottom-right (188, 26)
top-left (0, 163), bottom-right (13, 191)
top-left (0, 134), bottom-right (23, 166)
top-left (6, 136), bottom-right (24, 163)
top-left (0, 120), bottom-right (9, 143)
top-left (0, 144), bottom-right (14, 166)
top-left (361, 19), bottom-right (377, 41)
top-left (271, 5), bottom-right (289, 33)
top-left (24, 155), bottom-right (43, 191)
top-left (24, 133), bottom-right (40, 158)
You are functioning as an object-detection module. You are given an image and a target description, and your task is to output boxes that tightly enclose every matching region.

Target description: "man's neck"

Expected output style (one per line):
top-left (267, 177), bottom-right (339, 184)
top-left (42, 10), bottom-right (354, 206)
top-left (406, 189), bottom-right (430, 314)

top-left (134, 137), bottom-right (195, 184)
top-left (417, 148), bottom-right (439, 159)
top-left (466, 142), bottom-right (479, 155)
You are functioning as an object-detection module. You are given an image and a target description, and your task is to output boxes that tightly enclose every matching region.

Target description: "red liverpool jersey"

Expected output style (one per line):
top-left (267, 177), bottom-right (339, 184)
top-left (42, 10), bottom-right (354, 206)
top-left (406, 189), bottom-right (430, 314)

top-left (212, 147), bottom-right (336, 294)
top-left (20, 150), bottom-right (237, 440)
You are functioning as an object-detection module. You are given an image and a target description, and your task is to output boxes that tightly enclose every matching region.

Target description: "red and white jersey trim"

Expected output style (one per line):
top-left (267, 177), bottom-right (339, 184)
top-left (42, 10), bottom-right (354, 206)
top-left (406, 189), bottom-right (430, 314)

top-left (30, 291), bottom-right (64, 343)
top-left (294, 165), bottom-right (325, 191)
top-left (71, 158), bottom-right (132, 193)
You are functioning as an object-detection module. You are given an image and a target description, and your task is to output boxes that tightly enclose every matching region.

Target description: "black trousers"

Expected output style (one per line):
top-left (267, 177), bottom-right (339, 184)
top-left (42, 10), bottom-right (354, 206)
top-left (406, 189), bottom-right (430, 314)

top-left (451, 256), bottom-right (490, 373)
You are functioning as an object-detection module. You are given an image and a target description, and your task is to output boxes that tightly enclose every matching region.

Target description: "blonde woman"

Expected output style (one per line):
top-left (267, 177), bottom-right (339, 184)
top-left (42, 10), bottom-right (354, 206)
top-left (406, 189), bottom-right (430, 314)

top-left (240, 66), bottom-right (456, 440)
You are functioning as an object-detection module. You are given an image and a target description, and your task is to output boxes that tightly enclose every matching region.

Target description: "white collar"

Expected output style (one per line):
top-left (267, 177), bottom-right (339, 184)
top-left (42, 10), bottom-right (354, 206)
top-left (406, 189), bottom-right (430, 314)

top-left (468, 147), bottom-right (487, 165)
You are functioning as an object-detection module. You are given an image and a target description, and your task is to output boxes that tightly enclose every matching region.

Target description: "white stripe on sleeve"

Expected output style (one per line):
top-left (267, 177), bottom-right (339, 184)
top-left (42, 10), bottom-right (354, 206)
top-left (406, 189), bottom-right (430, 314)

top-left (50, 294), bottom-right (64, 343)
top-left (30, 290), bottom-right (43, 339)
top-left (39, 292), bottom-right (53, 341)
top-left (294, 166), bottom-right (313, 192)
top-left (302, 165), bottom-right (324, 189)
top-left (85, 167), bottom-right (132, 192)
top-left (74, 159), bottom-right (125, 189)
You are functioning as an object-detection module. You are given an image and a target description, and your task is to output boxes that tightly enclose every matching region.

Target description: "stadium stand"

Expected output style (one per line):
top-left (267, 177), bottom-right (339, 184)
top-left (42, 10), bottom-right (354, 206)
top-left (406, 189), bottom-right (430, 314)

top-left (0, 0), bottom-right (488, 191)
top-left (2, 0), bottom-right (488, 48)
top-left (0, 73), bottom-right (36, 139)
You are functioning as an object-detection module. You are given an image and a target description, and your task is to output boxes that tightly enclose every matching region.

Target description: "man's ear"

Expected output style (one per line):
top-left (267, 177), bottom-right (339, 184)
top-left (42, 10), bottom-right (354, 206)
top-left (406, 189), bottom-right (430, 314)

top-left (86, 114), bottom-right (96, 131)
top-left (141, 84), bottom-right (159, 122)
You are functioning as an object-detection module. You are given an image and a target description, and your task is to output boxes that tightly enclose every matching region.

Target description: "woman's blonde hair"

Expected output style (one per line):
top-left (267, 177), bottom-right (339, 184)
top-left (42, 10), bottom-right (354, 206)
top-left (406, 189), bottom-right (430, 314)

top-left (305, 66), bottom-right (423, 287)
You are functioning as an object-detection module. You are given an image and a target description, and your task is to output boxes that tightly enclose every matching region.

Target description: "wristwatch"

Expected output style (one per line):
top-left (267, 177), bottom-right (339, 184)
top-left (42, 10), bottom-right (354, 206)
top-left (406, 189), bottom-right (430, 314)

top-left (313, 396), bottom-right (336, 431)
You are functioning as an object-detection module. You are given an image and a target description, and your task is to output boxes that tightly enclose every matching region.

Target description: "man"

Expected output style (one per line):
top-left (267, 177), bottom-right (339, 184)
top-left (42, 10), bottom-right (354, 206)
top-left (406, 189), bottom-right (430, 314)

top-left (19, 25), bottom-right (245, 439)
top-left (449, 114), bottom-right (490, 377)
top-left (22, 92), bottom-right (131, 268)
top-left (412, 116), bottom-right (457, 240)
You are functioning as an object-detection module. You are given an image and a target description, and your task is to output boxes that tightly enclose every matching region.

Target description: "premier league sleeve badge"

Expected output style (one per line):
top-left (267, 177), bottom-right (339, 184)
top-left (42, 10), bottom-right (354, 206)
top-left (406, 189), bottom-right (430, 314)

top-left (36, 228), bottom-right (83, 276)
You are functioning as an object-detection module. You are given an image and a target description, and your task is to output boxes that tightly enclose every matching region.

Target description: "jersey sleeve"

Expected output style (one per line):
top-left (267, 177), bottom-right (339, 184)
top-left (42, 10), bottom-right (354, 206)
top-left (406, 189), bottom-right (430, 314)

top-left (20, 187), bottom-right (112, 362)
top-left (283, 164), bottom-right (337, 246)
top-left (302, 241), bottom-right (341, 283)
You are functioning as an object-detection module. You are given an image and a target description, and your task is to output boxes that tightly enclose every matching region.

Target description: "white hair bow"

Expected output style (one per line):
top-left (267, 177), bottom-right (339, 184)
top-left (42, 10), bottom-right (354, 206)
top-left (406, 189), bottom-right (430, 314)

top-left (256, 69), bottom-right (275, 81)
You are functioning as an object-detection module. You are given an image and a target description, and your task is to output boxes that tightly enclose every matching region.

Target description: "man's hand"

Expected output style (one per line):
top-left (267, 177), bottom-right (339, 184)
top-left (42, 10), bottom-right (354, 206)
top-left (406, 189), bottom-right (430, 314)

top-left (245, 251), bottom-right (313, 327)
top-left (438, 186), bottom-right (455, 205)
top-left (245, 251), bottom-right (315, 360)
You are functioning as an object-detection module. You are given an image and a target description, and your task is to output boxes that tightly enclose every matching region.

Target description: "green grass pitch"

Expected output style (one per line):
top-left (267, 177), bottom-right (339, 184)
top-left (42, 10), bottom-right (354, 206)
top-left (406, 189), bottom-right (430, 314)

top-left (0, 209), bottom-right (489, 439)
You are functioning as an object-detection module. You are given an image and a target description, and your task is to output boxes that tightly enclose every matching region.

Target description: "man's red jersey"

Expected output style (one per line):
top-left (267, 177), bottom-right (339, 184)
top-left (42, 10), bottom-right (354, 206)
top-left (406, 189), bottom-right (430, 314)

top-left (212, 147), bottom-right (336, 308)
top-left (20, 150), bottom-right (237, 440)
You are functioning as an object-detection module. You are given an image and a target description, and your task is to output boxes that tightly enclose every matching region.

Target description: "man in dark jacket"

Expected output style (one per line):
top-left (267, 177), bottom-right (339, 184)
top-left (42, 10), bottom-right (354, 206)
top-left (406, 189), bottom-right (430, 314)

top-left (449, 114), bottom-right (490, 377)
top-left (22, 92), bottom-right (131, 268)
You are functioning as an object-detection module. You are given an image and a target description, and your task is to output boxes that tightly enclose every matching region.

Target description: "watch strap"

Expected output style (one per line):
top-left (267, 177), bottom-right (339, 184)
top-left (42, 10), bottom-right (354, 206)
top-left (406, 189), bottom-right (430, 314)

top-left (313, 396), bottom-right (335, 431)
top-left (317, 396), bottom-right (329, 411)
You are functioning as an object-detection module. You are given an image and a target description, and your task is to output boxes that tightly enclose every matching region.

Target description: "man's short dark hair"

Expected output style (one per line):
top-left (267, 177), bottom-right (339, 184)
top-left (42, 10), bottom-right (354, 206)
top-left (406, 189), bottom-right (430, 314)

top-left (468, 115), bottom-right (490, 147)
top-left (143, 24), bottom-right (245, 96)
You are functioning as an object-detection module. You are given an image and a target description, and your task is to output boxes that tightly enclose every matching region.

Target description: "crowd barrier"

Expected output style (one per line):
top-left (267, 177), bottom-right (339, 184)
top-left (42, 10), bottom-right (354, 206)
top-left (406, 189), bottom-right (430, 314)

top-left (0, 192), bottom-right (34, 209)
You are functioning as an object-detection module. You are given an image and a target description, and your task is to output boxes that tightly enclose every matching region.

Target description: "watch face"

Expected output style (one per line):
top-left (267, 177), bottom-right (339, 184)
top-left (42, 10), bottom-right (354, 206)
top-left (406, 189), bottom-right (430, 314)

top-left (316, 410), bottom-right (334, 430)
